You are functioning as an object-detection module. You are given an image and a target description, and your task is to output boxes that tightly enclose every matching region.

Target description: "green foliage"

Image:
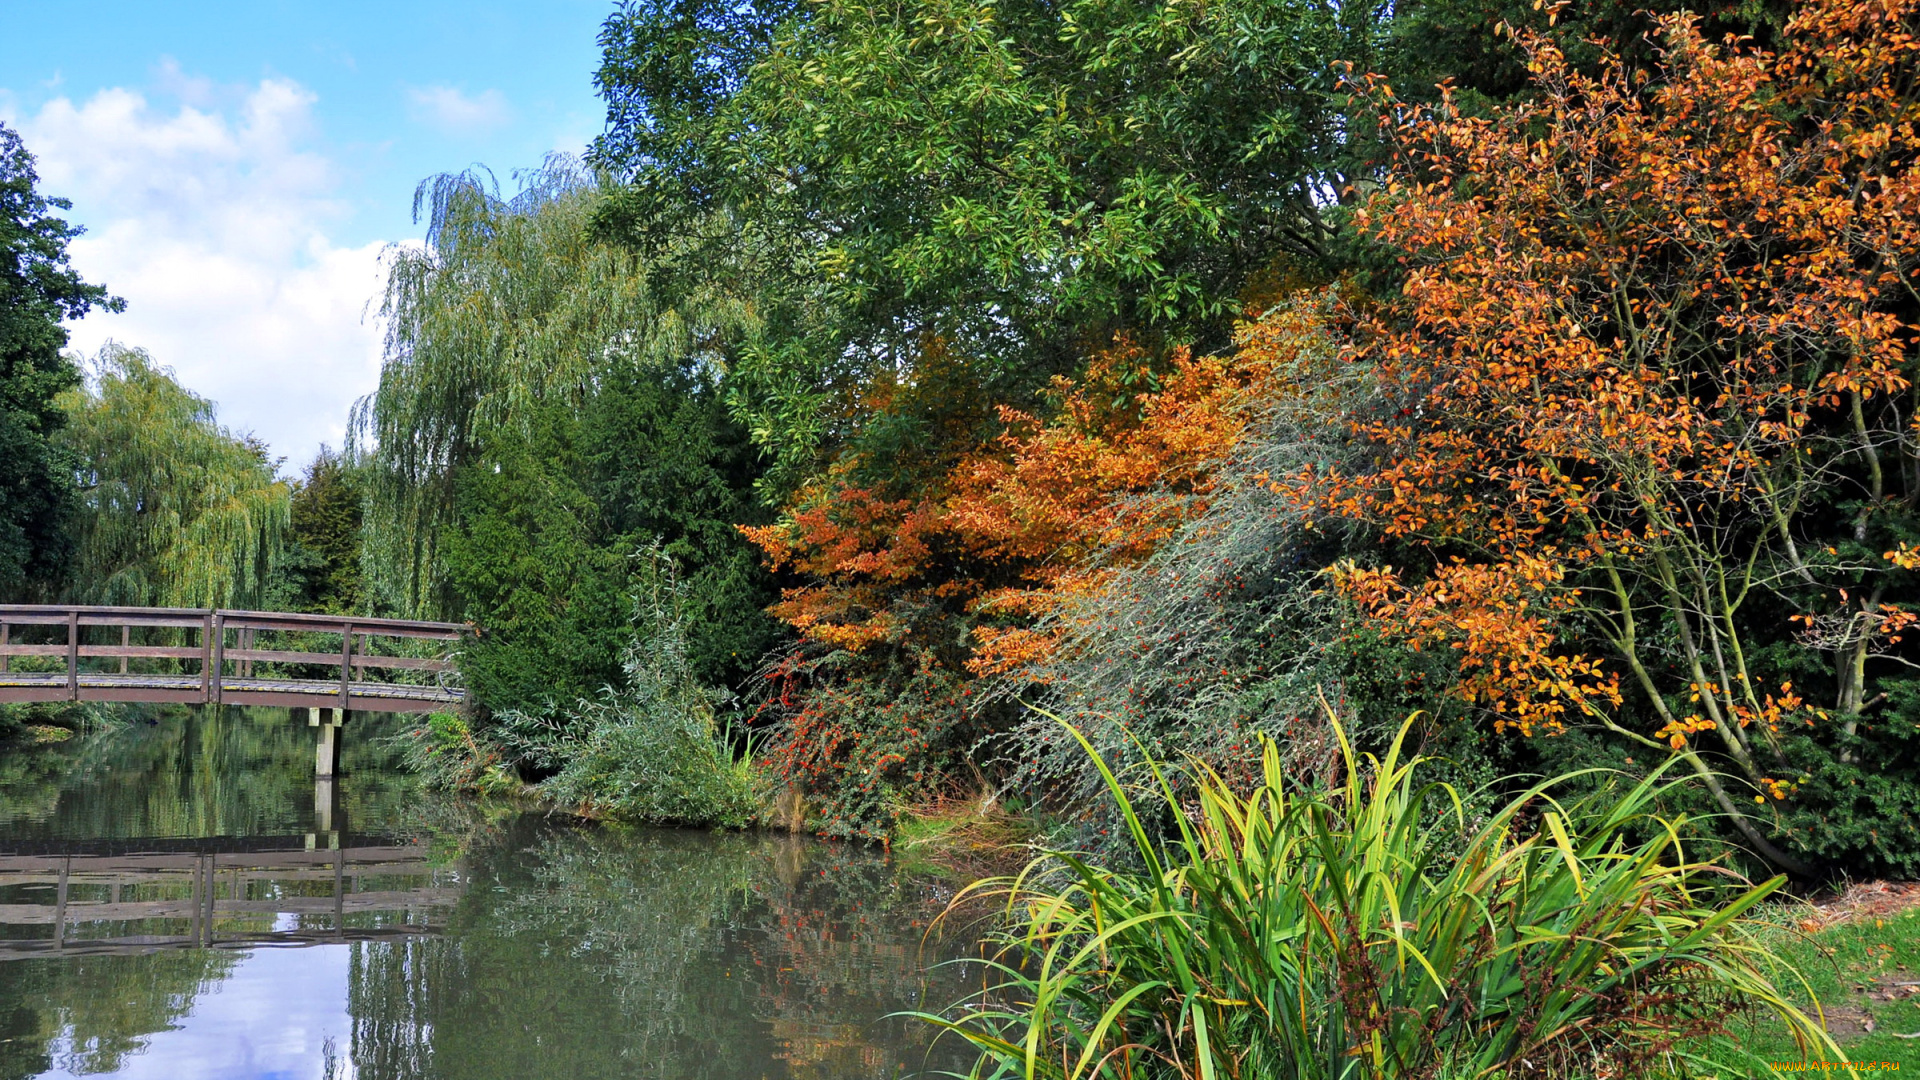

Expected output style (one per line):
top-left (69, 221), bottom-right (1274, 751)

top-left (356, 162), bottom-right (774, 724)
top-left (441, 404), bottom-right (632, 713)
top-left (441, 356), bottom-right (775, 716)
top-left (492, 552), bottom-right (756, 828)
top-left (935, 717), bottom-right (1834, 1079)
top-left (1767, 730), bottom-right (1920, 880)
top-left (593, 0), bottom-right (1390, 490)
top-left (267, 445), bottom-right (367, 614)
top-left (0, 121), bottom-right (121, 601)
top-left (580, 351), bottom-right (775, 687)
top-left (353, 161), bottom-right (755, 616)
top-left (56, 344), bottom-right (288, 609)
top-left (397, 709), bottom-right (520, 795)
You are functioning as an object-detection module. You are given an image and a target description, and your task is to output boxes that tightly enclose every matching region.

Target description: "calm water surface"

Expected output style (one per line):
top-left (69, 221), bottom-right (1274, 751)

top-left (0, 708), bottom-right (978, 1079)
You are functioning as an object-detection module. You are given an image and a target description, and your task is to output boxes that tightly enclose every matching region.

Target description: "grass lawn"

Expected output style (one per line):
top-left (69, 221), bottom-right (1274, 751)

top-left (1705, 885), bottom-right (1920, 1072)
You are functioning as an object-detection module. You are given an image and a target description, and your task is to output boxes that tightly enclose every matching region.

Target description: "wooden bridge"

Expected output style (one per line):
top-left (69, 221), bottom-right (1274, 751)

top-left (0, 605), bottom-right (467, 715)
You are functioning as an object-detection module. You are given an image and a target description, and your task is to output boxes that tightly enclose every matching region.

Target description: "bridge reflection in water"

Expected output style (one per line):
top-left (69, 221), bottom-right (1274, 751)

top-left (0, 748), bottom-right (457, 960)
top-left (0, 840), bottom-right (458, 959)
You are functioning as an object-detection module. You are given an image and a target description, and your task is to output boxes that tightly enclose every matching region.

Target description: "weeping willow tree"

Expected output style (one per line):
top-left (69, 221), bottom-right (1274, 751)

top-left (57, 344), bottom-right (289, 609)
top-left (351, 158), bottom-right (755, 619)
top-left (354, 159), bottom-right (775, 719)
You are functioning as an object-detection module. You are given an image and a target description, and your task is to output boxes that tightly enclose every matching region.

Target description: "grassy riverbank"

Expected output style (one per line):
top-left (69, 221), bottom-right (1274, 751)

top-left (1708, 890), bottom-right (1920, 1067)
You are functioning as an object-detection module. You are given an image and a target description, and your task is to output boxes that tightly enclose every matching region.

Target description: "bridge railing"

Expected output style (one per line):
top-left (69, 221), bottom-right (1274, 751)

top-left (0, 606), bottom-right (468, 712)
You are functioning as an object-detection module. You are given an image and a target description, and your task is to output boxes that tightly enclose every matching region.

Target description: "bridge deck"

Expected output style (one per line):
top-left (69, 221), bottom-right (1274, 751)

top-left (0, 671), bottom-right (460, 712)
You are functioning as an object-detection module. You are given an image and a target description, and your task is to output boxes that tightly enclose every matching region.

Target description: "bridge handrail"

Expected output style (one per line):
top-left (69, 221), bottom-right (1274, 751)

top-left (0, 605), bottom-right (470, 710)
top-left (0, 605), bottom-right (466, 637)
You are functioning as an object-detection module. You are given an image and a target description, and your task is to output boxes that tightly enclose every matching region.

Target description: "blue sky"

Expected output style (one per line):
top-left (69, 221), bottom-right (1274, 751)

top-left (0, 0), bottom-right (614, 467)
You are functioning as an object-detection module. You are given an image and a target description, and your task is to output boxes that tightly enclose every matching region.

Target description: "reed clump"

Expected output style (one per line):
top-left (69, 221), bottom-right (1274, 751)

top-left (930, 717), bottom-right (1833, 1079)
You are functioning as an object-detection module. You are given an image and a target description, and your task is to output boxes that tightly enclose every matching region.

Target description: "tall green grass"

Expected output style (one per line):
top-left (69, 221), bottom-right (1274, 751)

top-left (930, 717), bottom-right (1834, 1079)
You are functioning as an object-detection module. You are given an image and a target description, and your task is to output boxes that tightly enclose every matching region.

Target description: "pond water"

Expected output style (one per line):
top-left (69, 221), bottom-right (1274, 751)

top-left (0, 708), bottom-right (981, 1079)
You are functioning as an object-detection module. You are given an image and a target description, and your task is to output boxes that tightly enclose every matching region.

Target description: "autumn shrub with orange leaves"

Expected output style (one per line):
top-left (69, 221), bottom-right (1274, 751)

top-left (741, 305), bottom-right (1331, 837)
top-left (1313, 0), bottom-right (1920, 875)
top-left (978, 297), bottom-right (1475, 839)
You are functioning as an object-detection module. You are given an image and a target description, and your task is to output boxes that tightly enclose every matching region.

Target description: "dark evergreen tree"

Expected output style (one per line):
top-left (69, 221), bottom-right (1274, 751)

top-left (0, 122), bottom-right (121, 600)
top-left (272, 446), bottom-right (367, 614)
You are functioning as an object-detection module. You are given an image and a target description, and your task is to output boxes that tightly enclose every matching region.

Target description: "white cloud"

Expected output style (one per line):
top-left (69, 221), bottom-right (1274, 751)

top-left (4, 76), bottom-right (388, 471)
top-left (406, 84), bottom-right (511, 133)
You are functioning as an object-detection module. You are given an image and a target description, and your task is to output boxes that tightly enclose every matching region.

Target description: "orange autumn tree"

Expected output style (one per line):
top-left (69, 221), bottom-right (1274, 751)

top-left (1327, 0), bottom-right (1920, 872)
top-left (743, 306), bottom-right (1328, 834)
top-left (747, 314), bottom-right (1323, 659)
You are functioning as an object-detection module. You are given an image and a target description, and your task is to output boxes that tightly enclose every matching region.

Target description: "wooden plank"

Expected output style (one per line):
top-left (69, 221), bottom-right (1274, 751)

top-left (0, 644), bottom-right (207, 659)
top-left (76, 614), bottom-right (208, 629)
top-left (0, 847), bottom-right (428, 875)
top-left (0, 612), bottom-right (75, 626)
top-left (0, 644), bottom-right (75, 656)
top-left (218, 608), bottom-right (465, 636)
top-left (222, 648), bottom-right (449, 671)
top-left (79, 645), bottom-right (205, 660)
top-left (0, 686), bottom-right (71, 704)
top-left (0, 606), bottom-right (466, 637)
top-left (0, 611), bottom-right (207, 630)
top-left (0, 925), bottom-right (443, 960)
top-left (219, 689), bottom-right (457, 713)
top-left (76, 686), bottom-right (207, 706)
top-left (2, 676), bottom-right (457, 708)
top-left (339, 624), bottom-right (352, 711)
top-left (0, 604), bottom-right (205, 618)
top-left (1, 645), bottom-right (440, 667)
top-left (200, 613), bottom-right (212, 703)
top-left (0, 864), bottom-right (436, 885)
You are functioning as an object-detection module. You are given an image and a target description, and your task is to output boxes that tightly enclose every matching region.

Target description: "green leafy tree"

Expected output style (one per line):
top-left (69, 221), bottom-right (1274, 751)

top-left (591, 0), bottom-right (1393, 490)
top-left (57, 344), bottom-right (289, 609)
top-left (0, 122), bottom-right (121, 601)
top-left (353, 163), bottom-right (753, 614)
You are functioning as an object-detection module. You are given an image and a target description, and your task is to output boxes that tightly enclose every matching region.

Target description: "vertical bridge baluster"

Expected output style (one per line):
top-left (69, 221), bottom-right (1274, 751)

top-left (210, 612), bottom-right (225, 706)
top-left (338, 622), bottom-right (353, 711)
top-left (200, 613), bottom-right (213, 703)
top-left (65, 609), bottom-right (78, 701)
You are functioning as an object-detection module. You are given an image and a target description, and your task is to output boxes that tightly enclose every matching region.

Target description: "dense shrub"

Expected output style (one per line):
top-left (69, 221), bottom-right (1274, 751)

top-left (492, 553), bottom-right (755, 827)
top-left (405, 553), bottom-right (754, 827)
top-left (752, 653), bottom-right (977, 841)
top-left (934, 719), bottom-right (1832, 1079)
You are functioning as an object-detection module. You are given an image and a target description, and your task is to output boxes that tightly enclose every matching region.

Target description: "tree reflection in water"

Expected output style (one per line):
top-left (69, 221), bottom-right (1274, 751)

top-left (348, 817), bottom-right (977, 1080)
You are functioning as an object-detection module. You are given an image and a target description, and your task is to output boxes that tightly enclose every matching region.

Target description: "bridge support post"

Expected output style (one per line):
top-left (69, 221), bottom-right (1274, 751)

top-left (313, 707), bottom-right (342, 780)
top-left (311, 770), bottom-right (339, 851)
